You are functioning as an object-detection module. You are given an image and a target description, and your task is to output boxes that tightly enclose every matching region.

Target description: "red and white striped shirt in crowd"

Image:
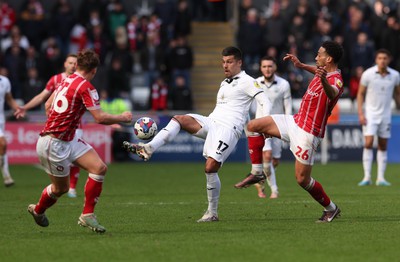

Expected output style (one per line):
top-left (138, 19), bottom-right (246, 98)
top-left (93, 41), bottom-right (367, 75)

top-left (294, 70), bottom-right (343, 138)
top-left (40, 73), bottom-right (100, 141)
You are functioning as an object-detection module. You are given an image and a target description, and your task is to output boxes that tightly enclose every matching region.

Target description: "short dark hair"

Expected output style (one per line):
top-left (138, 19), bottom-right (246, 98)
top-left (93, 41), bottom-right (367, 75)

top-left (375, 48), bottom-right (391, 58)
top-left (77, 49), bottom-right (99, 72)
top-left (222, 46), bottom-right (242, 61)
top-left (65, 53), bottom-right (77, 60)
top-left (321, 40), bottom-right (343, 64)
top-left (260, 55), bottom-right (277, 65)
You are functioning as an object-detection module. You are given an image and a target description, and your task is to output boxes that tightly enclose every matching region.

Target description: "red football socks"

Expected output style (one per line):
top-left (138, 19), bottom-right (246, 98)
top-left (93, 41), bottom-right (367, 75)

top-left (247, 135), bottom-right (264, 164)
top-left (82, 175), bottom-right (104, 214)
top-left (303, 178), bottom-right (331, 207)
top-left (69, 166), bottom-right (80, 189)
top-left (35, 185), bottom-right (58, 214)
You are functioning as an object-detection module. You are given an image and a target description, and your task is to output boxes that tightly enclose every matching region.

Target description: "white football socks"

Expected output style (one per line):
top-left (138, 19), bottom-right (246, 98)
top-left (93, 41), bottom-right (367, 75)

top-left (362, 148), bottom-right (373, 181)
top-left (377, 150), bottom-right (387, 181)
top-left (205, 172), bottom-right (220, 215)
top-left (148, 120), bottom-right (181, 151)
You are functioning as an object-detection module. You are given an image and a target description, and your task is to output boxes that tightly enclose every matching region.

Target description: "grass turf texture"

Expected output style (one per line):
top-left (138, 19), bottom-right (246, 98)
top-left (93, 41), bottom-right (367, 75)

top-left (1, 162), bottom-right (399, 262)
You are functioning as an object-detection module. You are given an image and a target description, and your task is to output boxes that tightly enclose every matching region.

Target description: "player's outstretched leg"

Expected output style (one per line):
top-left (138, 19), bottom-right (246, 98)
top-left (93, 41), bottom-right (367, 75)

top-left (122, 141), bottom-right (153, 161)
top-left (234, 173), bottom-right (266, 189)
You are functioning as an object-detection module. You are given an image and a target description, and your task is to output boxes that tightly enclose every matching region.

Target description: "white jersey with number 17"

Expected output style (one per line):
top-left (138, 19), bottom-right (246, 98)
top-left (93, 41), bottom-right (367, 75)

top-left (209, 71), bottom-right (266, 137)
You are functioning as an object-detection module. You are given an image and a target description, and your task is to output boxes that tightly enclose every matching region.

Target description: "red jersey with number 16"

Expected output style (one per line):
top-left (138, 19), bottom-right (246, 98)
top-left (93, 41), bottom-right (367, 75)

top-left (294, 70), bottom-right (343, 138)
top-left (40, 73), bottom-right (101, 141)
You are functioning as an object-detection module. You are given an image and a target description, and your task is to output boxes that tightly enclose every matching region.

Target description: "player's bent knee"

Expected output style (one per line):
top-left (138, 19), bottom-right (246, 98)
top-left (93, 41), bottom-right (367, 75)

top-left (53, 185), bottom-right (69, 196)
top-left (205, 159), bottom-right (221, 173)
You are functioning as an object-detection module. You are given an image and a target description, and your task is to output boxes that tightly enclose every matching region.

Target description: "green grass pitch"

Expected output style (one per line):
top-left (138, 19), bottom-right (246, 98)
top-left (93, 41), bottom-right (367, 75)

top-left (1, 162), bottom-right (399, 262)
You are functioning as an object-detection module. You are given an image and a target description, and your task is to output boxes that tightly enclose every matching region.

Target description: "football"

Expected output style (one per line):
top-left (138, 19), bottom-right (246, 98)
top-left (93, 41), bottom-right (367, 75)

top-left (134, 117), bottom-right (158, 140)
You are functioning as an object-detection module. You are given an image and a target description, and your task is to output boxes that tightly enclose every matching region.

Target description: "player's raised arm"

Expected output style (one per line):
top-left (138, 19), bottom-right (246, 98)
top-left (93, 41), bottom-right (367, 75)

top-left (283, 53), bottom-right (317, 74)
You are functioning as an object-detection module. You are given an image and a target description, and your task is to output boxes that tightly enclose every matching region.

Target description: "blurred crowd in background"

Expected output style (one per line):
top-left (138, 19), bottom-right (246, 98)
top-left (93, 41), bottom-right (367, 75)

top-left (1, 0), bottom-right (400, 111)
top-left (238, 0), bottom-right (400, 101)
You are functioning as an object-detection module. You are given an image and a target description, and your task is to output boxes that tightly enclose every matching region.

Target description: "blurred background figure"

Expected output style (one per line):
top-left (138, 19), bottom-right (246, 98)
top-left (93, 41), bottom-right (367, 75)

top-left (170, 75), bottom-right (192, 111)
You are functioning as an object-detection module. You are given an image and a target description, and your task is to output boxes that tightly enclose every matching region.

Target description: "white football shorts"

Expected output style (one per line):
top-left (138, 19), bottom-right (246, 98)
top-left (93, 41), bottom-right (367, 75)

top-left (263, 137), bottom-right (282, 159)
top-left (271, 114), bottom-right (321, 165)
top-left (36, 134), bottom-right (92, 177)
top-left (188, 113), bottom-right (239, 164)
top-left (362, 120), bottom-right (391, 139)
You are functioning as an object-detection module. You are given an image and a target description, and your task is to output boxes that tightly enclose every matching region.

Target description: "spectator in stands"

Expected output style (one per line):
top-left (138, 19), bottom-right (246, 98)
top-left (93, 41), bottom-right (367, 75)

top-left (107, 56), bottom-right (130, 99)
top-left (190, 0), bottom-right (209, 21)
top-left (105, 0), bottom-right (128, 39)
top-left (237, 8), bottom-right (262, 76)
top-left (342, 4), bottom-right (371, 68)
top-left (18, 0), bottom-right (46, 51)
top-left (147, 13), bottom-right (162, 47)
top-left (50, 0), bottom-right (75, 57)
top-left (25, 45), bottom-right (41, 72)
top-left (40, 37), bottom-right (64, 80)
top-left (21, 67), bottom-right (43, 111)
top-left (379, 15), bottom-right (400, 70)
top-left (3, 43), bottom-right (27, 100)
top-left (105, 25), bottom-right (133, 86)
top-left (208, 0), bottom-right (226, 22)
top-left (151, 76), bottom-right (168, 111)
top-left (126, 14), bottom-right (140, 53)
top-left (170, 75), bottom-right (192, 111)
top-left (350, 31), bottom-right (375, 71)
top-left (369, 0), bottom-right (387, 48)
top-left (349, 66), bottom-right (363, 103)
top-left (87, 23), bottom-right (110, 64)
top-left (140, 33), bottom-right (165, 88)
top-left (77, 0), bottom-right (106, 28)
top-left (174, 0), bottom-right (192, 38)
top-left (0, 0), bottom-right (16, 38)
top-left (238, 0), bottom-right (254, 25)
top-left (262, 2), bottom-right (288, 60)
top-left (1, 25), bottom-right (30, 53)
top-left (154, 0), bottom-right (177, 43)
top-left (69, 22), bottom-right (88, 54)
top-left (169, 35), bottom-right (193, 89)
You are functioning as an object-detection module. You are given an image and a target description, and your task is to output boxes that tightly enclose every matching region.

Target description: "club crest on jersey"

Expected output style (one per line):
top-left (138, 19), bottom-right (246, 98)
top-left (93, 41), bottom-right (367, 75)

top-left (253, 81), bottom-right (261, 88)
top-left (90, 89), bottom-right (99, 100)
top-left (336, 78), bottom-right (343, 88)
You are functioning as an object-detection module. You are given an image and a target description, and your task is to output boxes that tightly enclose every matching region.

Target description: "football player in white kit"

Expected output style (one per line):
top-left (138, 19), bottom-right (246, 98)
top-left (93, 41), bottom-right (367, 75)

top-left (235, 56), bottom-right (292, 198)
top-left (357, 49), bottom-right (400, 186)
top-left (0, 74), bottom-right (20, 187)
top-left (123, 46), bottom-right (271, 222)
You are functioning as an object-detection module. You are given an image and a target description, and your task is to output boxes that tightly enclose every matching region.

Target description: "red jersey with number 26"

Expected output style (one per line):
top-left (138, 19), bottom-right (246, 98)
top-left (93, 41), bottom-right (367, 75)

top-left (294, 70), bottom-right (343, 138)
top-left (40, 73), bottom-right (101, 141)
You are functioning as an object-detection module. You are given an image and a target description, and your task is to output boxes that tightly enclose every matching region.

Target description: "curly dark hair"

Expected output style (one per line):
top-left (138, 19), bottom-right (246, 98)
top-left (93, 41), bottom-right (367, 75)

top-left (77, 49), bottom-right (100, 72)
top-left (321, 41), bottom-right (343, 64)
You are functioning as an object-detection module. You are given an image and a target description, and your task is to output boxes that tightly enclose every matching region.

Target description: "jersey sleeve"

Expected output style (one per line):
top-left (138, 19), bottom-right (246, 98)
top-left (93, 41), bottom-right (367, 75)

top-left (246, 78), bottom-right (264, 98)
top-left (328, 74), bottom-right (344, 97)
top-left (45, 76), bottom-right (56, 93)
top-left (81, 83), bottom-right (101, 110)
top-left (360, 70), bottom-right (369, 87)
top-left (283, 81), bottom-right (292, 115)
top-left (2, 76), bottom-right (11, 93)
